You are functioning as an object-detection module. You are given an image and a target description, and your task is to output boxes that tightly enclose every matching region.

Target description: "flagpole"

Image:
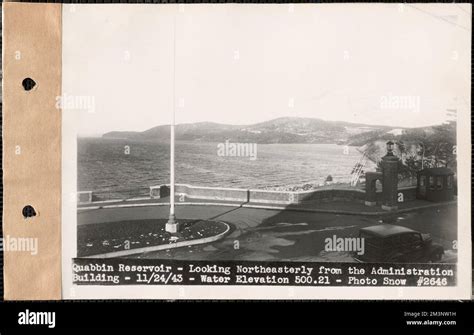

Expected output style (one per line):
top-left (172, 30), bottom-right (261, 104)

top-left (166, 11), bottom-right (179, 233)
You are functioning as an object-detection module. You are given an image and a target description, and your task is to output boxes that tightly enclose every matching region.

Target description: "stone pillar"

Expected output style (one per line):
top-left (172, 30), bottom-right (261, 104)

top-left (365, 172), bottom-right (382, 206)
top-left (381, 154), bottom-right (399, 211)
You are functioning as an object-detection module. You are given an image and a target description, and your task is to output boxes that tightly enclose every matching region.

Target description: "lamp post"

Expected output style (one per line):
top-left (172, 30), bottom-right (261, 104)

top-left (165, 13), bottom-right (179, 234)
top-left (381, 140), bottom-right (399, 212)
top-left (418, 142), bottom-right (425, 170)
top-left (386, 140), bottom-right (395, 156)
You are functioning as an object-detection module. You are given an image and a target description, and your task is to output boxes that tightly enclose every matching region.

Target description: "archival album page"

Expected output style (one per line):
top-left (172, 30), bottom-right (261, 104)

top-left (58, 3), bottom-right (471, 299)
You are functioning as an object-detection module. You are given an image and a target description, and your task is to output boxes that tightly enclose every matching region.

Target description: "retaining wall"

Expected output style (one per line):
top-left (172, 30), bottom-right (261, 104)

top-left (79, 184), bottom-right (418, 206)
top-left (151, 184), bottom-right (417, 205)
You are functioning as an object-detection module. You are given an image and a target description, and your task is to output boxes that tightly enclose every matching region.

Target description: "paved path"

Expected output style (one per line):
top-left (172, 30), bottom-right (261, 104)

top-left (78, 202), bottom-right (457, 262)
top-left (79, 195), bottom-right (456, 216)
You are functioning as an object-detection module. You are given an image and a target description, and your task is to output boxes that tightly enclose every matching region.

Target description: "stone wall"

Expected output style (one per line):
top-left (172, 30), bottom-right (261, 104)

top-left (79, 184), bottom-right (418, 206)
top-left (152, 184), bottom-right (370, 205)
top-left (373, 186), bottom-right (417, 204)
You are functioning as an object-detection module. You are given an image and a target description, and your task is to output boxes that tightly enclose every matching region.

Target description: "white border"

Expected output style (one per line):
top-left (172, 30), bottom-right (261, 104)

top-left (61, 3), bottom-right (472, 300)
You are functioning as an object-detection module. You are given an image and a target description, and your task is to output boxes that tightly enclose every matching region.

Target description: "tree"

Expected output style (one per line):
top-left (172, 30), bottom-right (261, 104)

top-left (373, 122), bottom-right (457, 181)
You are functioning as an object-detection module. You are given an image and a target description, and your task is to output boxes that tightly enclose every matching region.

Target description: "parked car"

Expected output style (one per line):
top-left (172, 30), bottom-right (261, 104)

top-left (354, 224), bottom-right (444, 263)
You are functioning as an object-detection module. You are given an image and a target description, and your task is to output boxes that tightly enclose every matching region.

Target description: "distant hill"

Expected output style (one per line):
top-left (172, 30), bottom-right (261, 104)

top-left (102, 117), bottom-right (396, 144)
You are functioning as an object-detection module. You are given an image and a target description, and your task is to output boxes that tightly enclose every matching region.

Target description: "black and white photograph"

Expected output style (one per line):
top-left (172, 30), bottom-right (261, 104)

top-left (4, 1), bottom-right (474, 331)
top-left (58, 3), bottom-right (471, 299)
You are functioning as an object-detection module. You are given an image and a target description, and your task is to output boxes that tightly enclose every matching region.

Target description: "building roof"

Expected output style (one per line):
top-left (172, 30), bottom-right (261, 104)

top-left (418, 167), bottom-right (454, 176)
top-left (360, 224), bottom-right (415, 238)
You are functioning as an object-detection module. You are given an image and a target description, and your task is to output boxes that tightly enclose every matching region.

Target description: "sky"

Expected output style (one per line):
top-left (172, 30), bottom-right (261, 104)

top-left (62, 3), bottom-right (471, 136)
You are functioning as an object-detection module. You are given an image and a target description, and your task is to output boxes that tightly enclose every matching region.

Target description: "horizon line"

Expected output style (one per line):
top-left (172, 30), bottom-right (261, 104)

top-left (78, 116), bottom-right (455, 137)
top-left (77, 116), bottom-right (457, 137)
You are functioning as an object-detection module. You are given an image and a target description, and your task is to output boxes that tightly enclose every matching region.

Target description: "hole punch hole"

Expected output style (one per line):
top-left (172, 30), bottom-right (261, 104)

top-left (22, 205), bottom-right (37, 219)
top-left (22, 78), bottom-right (36, 91)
